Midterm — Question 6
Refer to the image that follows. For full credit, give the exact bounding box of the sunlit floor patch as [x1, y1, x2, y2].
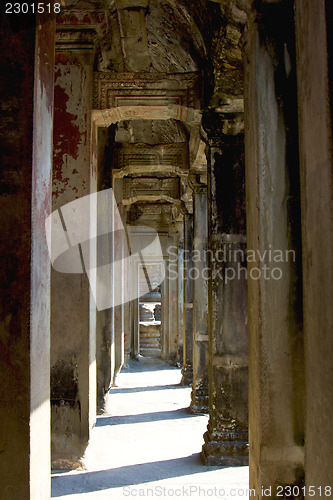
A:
[52, 358, 249, 500]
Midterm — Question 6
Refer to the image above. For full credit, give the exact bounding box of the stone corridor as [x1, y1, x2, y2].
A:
[1, 0, 333, 498]
[52, 358, 249, 499]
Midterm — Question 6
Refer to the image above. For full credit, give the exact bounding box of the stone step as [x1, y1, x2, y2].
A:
[140, 338, 160, 346]
[140, 325, 161, 334]
[139, 343, 160, 349]
[140, 331, 160, 338]
[139, 348, 161, 357]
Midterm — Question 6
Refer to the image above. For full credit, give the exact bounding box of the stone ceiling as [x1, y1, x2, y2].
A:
[57, 0, 247, 234]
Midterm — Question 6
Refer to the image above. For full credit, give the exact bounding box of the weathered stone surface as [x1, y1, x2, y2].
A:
[95, 127, 114, 412]
[146, 0, 199, 73]
[244, 2, 304, 493]
[166, 234, 179, 361]
[0, 12, 55, 499]
[51, 46, 97, 465]
[113, 142, 190, 177]
[190, 186, 209, 414]
[117, 7, 152, 72]
[181, 214, 194, 386]
[202, 137, 248, 465]
[115, 119, 188, 145]
[295, 0, 333, 493]
[177, 225, 185, 363]
[207, 0, 246, 109]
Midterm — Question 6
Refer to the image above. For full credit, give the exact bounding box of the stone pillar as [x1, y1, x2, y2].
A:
[96, 128, 113, 412]
[0, 12, 55, 499]
[295, 0, 333, 494]
[244, 2, 304, 494]
[202, 137, 248, 465]
[123, 206, 131, 364]
[51, 37, 97, 465]
[131, 297, 140, 359]
[167, 234, 179, 362]
[181, 214, 194, 385]
[191, 185, 209, 413]
[113, 178, 125, 383]
[96, 308, 113, 412]
[160, 259, 169, 359]
[123, 263, 131, 364]
[113, 302, 124, 383]
[177, 223, 184, 363]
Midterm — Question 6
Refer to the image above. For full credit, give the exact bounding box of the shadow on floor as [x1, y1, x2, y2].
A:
[110, 384, 188, 395]
[51, 454, 229, 497]
[96, 407, 199, 426]
[121, 358, 181, 373]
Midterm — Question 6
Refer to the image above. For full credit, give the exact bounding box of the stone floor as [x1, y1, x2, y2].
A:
[52, 357, 249, 499]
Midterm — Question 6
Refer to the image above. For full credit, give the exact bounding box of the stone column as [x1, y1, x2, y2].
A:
[96, 128, 114, 412]
[96, 307, 113, 412]
[160, 259, 169, 359]
[177, 223, 184, 363]
[123, 261, 131, 364]
[123, 206, 131, 364]
[0, 13, 55, 499]
[113, 301, 124, 383]
[191, 185, 209, 413]
[113, 177, 125, 383]
[202, 137, 248, 466]
[181, 214, 194, 385]
[295, 0, 333, 494]
[131, 297, 140, 360]
[51, 36, 97, 466]
[167, 233, 179, 362]
[244, 2, 304, 494]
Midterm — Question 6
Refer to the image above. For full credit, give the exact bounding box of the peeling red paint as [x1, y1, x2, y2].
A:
[53, 84, 81, 170]
[55, 52, 80, 68]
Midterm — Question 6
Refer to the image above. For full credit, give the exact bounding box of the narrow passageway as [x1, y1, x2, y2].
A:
[52, 358, 249, 499]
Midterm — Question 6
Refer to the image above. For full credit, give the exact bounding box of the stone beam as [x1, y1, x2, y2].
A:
[92, 105, 202, 127]
[93, 72, 201, 110]
[113, 142, 190, 172]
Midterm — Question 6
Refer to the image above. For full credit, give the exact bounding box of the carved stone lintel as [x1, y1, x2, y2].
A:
[57, 8, 105, 29]
[55, 29, 96, 50]
[115, 0, 149, 9]
[93, 71, 201, 110]
[123, 178, 180, 201]
[113, 143, 190, 172]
